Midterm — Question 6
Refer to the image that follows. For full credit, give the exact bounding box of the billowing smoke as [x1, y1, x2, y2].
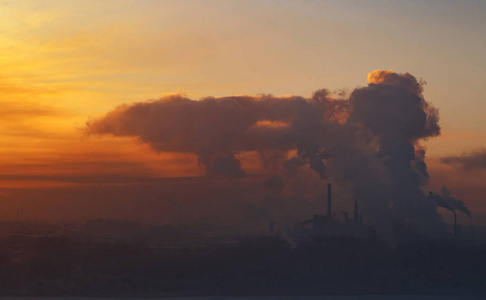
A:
[441, 149, 486, 170]
[429, 186, 472, 219]
[87, 70, 456, 237]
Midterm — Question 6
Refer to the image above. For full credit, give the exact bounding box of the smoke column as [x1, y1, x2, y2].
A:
[87, 70, 454, 237]
[429, 186, 472, 220]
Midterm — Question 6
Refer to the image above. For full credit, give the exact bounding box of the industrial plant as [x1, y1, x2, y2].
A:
[296, 184, 375, 239]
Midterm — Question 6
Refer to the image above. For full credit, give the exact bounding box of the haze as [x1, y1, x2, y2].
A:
[0, 0, 485, 230]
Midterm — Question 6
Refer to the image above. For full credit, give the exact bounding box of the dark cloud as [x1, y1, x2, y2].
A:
[283, 157, 306, 178]
[86, 94, 310, 177]
[87, 70, 455, 237]
[264, 176, 284, 192]
[441, 149, 486, 170]
[201, 153, 245, 178]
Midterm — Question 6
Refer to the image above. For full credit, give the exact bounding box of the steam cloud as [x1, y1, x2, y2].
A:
[429, 187, 472, 219]
[441, 149, 486, 170]
[87, 70, 459, 236]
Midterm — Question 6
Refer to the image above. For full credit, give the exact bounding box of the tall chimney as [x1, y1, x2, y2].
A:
[269, 221, 274, 234]
[327, 183, 332, 218]
[354, 199, 359, 228]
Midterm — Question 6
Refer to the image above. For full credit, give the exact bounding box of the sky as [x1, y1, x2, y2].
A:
[0, 0, 485, 229]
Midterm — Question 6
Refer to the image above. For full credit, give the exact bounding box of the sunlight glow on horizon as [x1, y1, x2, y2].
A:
[0, 0, 485, 222]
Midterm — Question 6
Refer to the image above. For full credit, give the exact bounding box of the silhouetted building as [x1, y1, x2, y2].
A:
[296, 184, 374, 238]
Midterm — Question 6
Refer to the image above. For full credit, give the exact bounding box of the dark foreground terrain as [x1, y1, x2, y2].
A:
[0, 296, 481, 300]
[0, 235, 484, 297]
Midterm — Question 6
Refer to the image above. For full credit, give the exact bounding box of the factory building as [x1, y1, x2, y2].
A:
[296, 183, 374, 238]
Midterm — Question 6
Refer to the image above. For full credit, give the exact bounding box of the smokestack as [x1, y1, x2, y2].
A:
[327, 183, 332, 218]
[269, 221, 274, 234]
[354, 199, 359, 228]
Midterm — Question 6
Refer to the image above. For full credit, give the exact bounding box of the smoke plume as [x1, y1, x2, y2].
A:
[87, 70, 456, 237]
[429, 186, 472, 219]
[441, 149, 486, 170]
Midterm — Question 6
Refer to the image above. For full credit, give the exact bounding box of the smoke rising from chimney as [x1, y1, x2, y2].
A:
[429, 186, 472, 220]
[87, 70, 458, 236]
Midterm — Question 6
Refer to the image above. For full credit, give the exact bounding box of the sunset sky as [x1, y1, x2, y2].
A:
[0, 0, 485, 227]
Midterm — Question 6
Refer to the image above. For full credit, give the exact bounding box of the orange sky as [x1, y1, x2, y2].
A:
[0, 1, 485, 225]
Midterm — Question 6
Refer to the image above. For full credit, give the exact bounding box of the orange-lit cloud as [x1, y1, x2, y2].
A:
[367, 69, 424, 94]
[0, 1, 482, 235]
[85, 71, 455, 237]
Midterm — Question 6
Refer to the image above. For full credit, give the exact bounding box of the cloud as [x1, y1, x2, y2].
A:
[0, 102, 58, 119]
[0, 174, 186, 185]
[87, 70, 449, 237]
[441, 149, 486, 170]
